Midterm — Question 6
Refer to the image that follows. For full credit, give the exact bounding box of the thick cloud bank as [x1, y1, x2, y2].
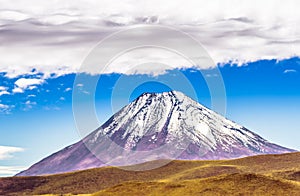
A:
[0, 0, 299, 77]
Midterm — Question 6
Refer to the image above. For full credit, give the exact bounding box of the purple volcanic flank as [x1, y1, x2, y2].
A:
[17, 91, 295, 176]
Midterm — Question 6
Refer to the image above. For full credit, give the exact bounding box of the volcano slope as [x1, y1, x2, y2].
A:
[17, 91, 294, 176]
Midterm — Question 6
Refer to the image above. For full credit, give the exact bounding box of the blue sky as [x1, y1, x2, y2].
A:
[0, 57, 299, 176]
[0, 0, 299, 177]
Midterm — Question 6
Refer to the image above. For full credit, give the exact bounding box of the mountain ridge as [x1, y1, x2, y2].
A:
[17, 91, 295, 176]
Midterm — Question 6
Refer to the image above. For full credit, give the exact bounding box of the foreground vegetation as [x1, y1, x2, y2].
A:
[1, 152, 300, 195]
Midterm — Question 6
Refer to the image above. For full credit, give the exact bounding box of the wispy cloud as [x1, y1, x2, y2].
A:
[0, 103, 10, 113]
[283, 69, 297, 74]
[0, 166, 26, 176]
[20, 100, 37, 111]
[0, 145, 24, 160]
[0, 145, 24, 176]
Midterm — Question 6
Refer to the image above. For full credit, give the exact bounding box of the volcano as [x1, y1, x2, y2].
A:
[17, 91, 295, 176]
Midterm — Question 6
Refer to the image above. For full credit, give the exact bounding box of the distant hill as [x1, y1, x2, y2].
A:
[1, 152, 300, 195]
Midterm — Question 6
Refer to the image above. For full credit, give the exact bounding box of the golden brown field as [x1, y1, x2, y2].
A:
[1, 152, 300, 196]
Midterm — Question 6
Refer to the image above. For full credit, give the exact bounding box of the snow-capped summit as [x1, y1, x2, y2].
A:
[17, 91, 295, 176]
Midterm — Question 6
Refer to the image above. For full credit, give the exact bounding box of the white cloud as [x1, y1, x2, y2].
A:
[205, 73, 218, 78]
[283, 69, 297, 74]
[23, 100, 37, 110]
[0, 86, 10, 96]
[12, 87, 24, 94]
[0, 166, 26, 176]
[0, 103, 9, 110]
[13, 78, 44, 93]
[0, 103, 14, 113]
[0, 91, 9, 96]
[28, 86, 37, 90]
[83, 47, 199, 75]
[38, 14, 79, 25]
[0, 146, 24, 160]
[0, 0, 298, 76]
[82, 90, 90, 95]
[15, 78, 43, 89]
[65, 87, 72, 92]
[0, 10, 29, 21]
[25, 100, 36, 105]
[0, 146, 24, 176]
